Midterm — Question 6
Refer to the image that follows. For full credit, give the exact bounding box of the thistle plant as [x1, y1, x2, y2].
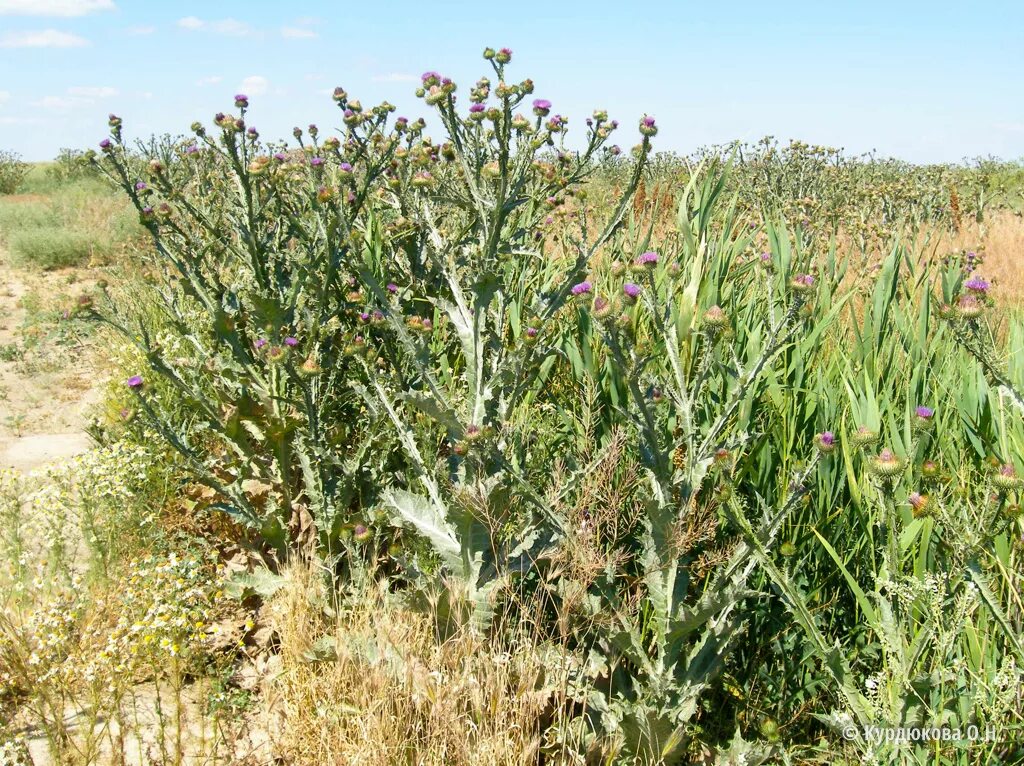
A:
[88, 82, 430, 553]
[348, 49, 650, 627]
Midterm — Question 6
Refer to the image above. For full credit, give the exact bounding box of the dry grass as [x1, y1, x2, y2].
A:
[942, 212, 1024, 305]
[262, 561, 578, 766]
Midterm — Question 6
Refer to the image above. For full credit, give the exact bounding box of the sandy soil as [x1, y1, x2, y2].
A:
[0, 259, 105, 473]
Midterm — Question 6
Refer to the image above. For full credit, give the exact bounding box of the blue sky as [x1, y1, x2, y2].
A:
[0, 0, 1022, 163]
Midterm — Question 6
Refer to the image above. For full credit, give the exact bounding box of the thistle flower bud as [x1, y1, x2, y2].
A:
[993, 463, 1023, 492]
[956, 294, 984, 319]
[908, 492, 931, 518]
[869, 449, 903, 477]
[353, 523, 372, 543]
[126, 375, 144, 390]
[593, 296, 613, 319]
[622, 283, 641, 304]
[759, 718, 780, 742]
[495, 47, 512, 64]
[411, 171, 434, 188]
[482, 47, 496, 60]
[299, 357, 322, 377]
[266, 345, 289, 364]
[790, 274, 815, 294]
[638, 115, 658, 137]
[234, 94, 249, 109]
[332, 87, 347, 103]
[649, 386, 663, 403]
[524, 326, 539, 343]
[464, 424, 483, 443]
[815, 431, 836, 454]
[779, 541, 797, 557]
[913, 406, 934, 431]
[702, 305, 729, 331]
[851, 426, 880, 448]
[921, 459, 940, 480]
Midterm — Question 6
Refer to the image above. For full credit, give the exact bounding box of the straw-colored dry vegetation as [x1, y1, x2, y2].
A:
[2, 51, 1024, 765]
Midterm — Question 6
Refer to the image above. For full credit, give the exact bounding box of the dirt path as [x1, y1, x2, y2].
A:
[0, 259, 104, 473]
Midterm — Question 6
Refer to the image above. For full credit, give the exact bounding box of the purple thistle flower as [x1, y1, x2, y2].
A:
[469, 103, 485, 113]
[635, 251, 659, 268]
[421, 71, 440, 83]
[254, 338, 268, 349]
[915, 406, 934, 419]
[964, 277, 989, 294]
[234, 94, 249, 108]
[386, 282, 399, 294]
[359, 312, 370, 323]
[623, 283, 642, 298]
[532, 99, 552, 116]
[284, 337, 298, 347]
[339, 162, 353, 172]
[126, 375, 144, 389]
[273, 152, 287, 162]
[185, 144, 199, 154]
[310, 157, 325, 166]
[791, 274, 815, 292]
[525, 327, 538, 338]
[99, 138, 112, 150]
[570, 281, 593, 296]
[135, 181, 147, 191]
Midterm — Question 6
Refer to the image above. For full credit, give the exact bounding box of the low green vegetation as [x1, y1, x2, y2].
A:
[0, 167, 140, 269]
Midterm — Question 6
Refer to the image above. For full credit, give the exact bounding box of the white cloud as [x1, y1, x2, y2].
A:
[0, 0, 114, 16]
[281, 26, 317, 39]
[67, 85, 118, 98]
[0, 116, 45, 125]
[239, 75, 269, 96]
[0, 29, 88, 47]
[125, 25, 154, 35]
[994, 122, 1024, 133]
[371, 73, 419, 83]
[177, 16, 254, 36]
[30, 95, 91, 109]
[196, 76, 223, 87]
[29, 85, 117, 110]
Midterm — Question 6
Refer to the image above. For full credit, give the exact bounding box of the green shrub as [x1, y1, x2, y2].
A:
[0, 150, 28, 195]
[0, 177, 140, 269]
[6, 227, 100, 269]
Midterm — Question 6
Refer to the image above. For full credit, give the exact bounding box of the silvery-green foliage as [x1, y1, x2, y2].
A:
[344, 54, 652, 627]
